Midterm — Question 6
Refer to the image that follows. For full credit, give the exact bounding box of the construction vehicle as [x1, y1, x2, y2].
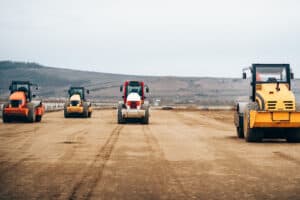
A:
[117, 81, 150, 124]
[234, 64, 300, 142]
[2, 81, 45, 123]
[64, 87, 92, 118]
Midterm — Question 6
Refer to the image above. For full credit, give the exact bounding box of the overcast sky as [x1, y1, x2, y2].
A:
[0, 0, 300, 77]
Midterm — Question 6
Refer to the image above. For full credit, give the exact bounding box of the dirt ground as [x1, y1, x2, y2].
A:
[0, 109, 300, 200]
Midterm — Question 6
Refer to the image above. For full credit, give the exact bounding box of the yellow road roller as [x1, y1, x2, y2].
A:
[64, 87, 92, 118]
[234, 64, 300, 142]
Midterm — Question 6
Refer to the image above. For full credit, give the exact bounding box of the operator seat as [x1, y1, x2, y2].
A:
[267, 77, 277, 82]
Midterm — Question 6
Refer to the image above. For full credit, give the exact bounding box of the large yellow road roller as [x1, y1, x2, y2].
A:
[234, 64, 300, 142]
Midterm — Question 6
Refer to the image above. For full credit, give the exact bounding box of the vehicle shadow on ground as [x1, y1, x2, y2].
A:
[109, 119, 158, 125]
[1, 120, 33, 124]
[223, 136, 289, 144]
[64, 116, 88, 119]
[262, 139, 291, 143]
[121, 119, 149, 125]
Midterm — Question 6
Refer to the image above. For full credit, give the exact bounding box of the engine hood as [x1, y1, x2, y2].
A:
[256, 83, 296, 111]
[9, 91, 26, 101]
[127, 93, 141, 102]
[70, 94, 81, 101]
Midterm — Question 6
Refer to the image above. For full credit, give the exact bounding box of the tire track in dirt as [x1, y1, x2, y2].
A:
[0, 128, 36, 137]
[194, 132, 297, 199]
[273, 151, 300, 165]
[0, 156, 33, 179]
[0, 126, 41, 176]
[0, 124, 87, 182]
[34, 128, 89, 200]
[142, 125, 193, 200]
[169, 111, 291, 199]
[0, 127, 87, 181]
[68, 125, 123, 200]
[58, 129, 88, 160]
[0, 125, 42, 146]
[15, 126, 41, 150]
[173, 111, 208, 127]
[174, 111, 232, 131]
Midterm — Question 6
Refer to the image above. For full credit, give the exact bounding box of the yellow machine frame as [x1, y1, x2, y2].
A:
[250, 111, 300, 128]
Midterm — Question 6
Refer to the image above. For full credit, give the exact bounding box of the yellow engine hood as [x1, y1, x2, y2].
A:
[256, 83, 296, 111]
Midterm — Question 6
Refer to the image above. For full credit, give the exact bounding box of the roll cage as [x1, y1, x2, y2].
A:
[243, 64, 293, 102]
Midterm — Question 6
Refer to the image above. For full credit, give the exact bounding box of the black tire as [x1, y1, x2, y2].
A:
[245, 127, 263, 142]
[2, 115, 11, 123]
[64, 108, 69, 118]
[83, 103, 89, 118]
[244, 103, 263, 142]
[64, 101, 69, 118]
[141, 108, 149, 124]
[36, 115, 42, 122]
[236, 116, 244, 138]
[286, 129, 300, 143]
[88, 111, 92, 118]
[2, 103, 10, 123]
[117, 104, 125, 124]
[27, 103, 36, 123]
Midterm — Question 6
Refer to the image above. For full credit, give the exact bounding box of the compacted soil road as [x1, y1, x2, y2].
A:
[0, 109, 300, 200]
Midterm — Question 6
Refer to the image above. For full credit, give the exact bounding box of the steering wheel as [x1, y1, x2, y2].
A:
[267, 77, 277, 82]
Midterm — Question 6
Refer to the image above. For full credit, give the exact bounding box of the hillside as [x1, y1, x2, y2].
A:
[1, 61, 300, 105]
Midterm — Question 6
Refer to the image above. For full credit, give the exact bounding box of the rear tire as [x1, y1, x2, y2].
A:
[2, 103, 10, 123]
[2, 115, 10, 123]
[236, 116, 244, 138]
[244, 103, 263, 142]
[64, 108, 69, 118]
[83, 103, 89, 118]
[36, 115, 42, 122]
[64, 101, 69, 118]
[27, 104, 36, 123]
[117, 104, 125, 124]
[245, 127, 263, 142]
[141, 108, 149, 124]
